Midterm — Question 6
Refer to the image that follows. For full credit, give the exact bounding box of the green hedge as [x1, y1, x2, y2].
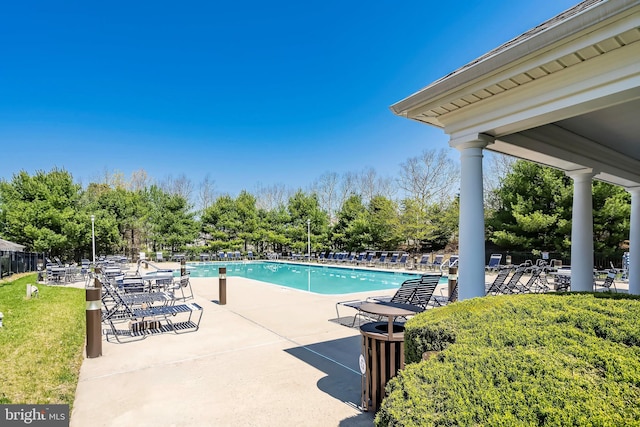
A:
[376, 293, 640, 426]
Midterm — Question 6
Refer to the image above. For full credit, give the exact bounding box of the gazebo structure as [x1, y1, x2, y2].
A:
[0, 238, 35, 279]
[390, 0, 640, 299]
[0, 238, 25, 252]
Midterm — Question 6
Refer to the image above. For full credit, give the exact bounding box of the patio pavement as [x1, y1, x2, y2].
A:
[70, 262, 436, 427]
[69, 261, 627, 426]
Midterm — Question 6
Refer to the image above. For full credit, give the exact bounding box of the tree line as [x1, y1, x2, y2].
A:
[0, 151, 631, 263]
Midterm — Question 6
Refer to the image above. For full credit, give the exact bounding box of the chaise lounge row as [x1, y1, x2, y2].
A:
[317, 251, 411, 269]
[94, 266, 201, 343]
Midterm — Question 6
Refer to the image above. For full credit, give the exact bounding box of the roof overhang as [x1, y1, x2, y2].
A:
[0, 238, 26, 252]
[390, 0, 640, 187]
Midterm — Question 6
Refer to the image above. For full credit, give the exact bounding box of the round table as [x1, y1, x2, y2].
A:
[358, 302, 423, 340]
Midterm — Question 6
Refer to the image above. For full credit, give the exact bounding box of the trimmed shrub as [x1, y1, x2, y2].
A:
[376, 293, 640, 426]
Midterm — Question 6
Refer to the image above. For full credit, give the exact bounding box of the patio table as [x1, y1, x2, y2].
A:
[142, 271, 175, 291]
[358, 302, 423, 340]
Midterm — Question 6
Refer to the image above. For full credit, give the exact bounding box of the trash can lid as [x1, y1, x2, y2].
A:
[360, 321, 405, 337]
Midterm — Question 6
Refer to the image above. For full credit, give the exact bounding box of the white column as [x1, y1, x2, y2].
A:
[566, 169, 595, 292]
[452, 134, 494, 300]
[627, 187, 640, 295]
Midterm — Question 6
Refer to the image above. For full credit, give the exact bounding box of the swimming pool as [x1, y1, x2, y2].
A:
[186, 261, 429, 295]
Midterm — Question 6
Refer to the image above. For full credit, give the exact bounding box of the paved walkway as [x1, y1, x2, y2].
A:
[69, 263, 423, 427]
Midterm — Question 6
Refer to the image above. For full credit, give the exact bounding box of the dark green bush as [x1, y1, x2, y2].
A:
[376, 293, 640, 426]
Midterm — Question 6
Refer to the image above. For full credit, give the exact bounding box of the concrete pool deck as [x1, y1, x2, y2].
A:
[68, 262, 629, 426]
[70, 262, 436, 427]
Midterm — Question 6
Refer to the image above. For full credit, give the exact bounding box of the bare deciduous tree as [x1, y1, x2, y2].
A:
[95, 168, 126, 189]
[129, 168, 152, 192]
[309, 169, 394, 220]
[310, 172, 340, 220]
[337, 171, 358, 212]
[197, 174, 217, 212]
[397, 148, 459, 207]
[357, 167, 396, 205]
[483, 151, 516, 209]
[255, 182, 292, 211]
[160, 173, 193, 201]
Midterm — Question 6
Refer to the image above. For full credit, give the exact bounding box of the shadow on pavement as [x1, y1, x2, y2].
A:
[284, 335, 376, 426]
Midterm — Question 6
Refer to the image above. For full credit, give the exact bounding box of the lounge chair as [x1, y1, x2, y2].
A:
[519, 266, 549, 293]
[594, 269, 617, 292]
[336, 274, 441, 326]
[364, 252, 375, 266]
[485, 254, 502, 272]
[336, 278, 419, 326]
[551, 268, 571, 291]
[386, 253, 399, 268]
[500, 265, 528, 294]
[156, 252, 164, 262]
[416, 254, 430, 270]
[171, 253, 186, 262]
[431, 280, 458, 307]
[99, 274, 202, 343]
[369, 273, 441, 320]
[46, 263, 70, 284]
[394, 253, 408, 269]
[351, 252, 365, 264]
[80, 259, 91, 278]
[121, 275, 148, 293]
[486, 268, 513, 295]
[375, 252, 388, 267]
[103, 265, 124, 281]
[441, 255, 459, 271]
[169, 274, 194, 301]
[247, 251, 254, 260]
[428, 254, 445, 271]
[403, 273, 442, 308]
[101, 278, 174, 323]
[104, 301, 203, 343]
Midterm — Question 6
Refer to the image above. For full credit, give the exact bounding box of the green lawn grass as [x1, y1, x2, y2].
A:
[0, 274, 85, 406]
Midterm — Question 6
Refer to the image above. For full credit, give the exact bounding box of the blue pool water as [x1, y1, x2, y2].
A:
[186, 261, 429, 295]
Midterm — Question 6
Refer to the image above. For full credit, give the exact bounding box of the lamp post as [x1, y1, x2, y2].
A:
[91, 215, 95, 264]
[307, 219, 311, 261]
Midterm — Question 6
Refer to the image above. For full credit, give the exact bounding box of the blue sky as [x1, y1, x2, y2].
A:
[1, 0, 580, 196]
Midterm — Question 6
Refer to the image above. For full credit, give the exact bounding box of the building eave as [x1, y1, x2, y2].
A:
[389, 0, 636, 118]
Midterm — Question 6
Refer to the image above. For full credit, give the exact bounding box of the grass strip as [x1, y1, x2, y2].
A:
[0, 274, 85, 407]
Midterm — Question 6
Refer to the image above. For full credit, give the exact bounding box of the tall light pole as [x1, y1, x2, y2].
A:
[91, 215, 96, 264]
[307, 219, 311, 261]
